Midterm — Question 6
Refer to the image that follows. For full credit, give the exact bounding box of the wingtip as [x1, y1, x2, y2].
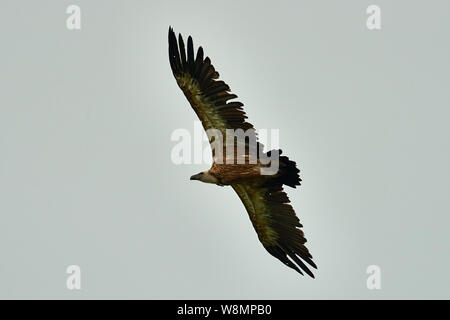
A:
[304, 255, 318, 270]
[305, 268, 315, 278]
[294, 266, 315, 279]
[298, 262, 315, 278]
[168, 27, 176, 43]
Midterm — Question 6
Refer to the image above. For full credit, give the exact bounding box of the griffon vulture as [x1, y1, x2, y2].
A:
[168, 27, 317, 278]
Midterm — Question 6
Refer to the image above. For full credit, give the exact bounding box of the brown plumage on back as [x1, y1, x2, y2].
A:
[168, 27, 317, 278]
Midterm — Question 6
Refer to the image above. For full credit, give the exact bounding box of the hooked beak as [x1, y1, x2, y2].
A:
[190, 173, 202, 181]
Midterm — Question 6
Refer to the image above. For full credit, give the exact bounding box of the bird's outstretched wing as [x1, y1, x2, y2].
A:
[232, 180, 317, 278]
[168, 27, 258, 160]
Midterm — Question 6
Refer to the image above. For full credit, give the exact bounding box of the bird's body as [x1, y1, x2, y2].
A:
[168, 27, 317, 278]
[209, 163, 261, 185]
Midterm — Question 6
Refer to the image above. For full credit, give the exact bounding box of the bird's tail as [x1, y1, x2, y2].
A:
[265, 149, 301, 188]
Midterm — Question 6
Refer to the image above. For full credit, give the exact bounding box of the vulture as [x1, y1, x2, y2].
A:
[168, 27, 317, 278]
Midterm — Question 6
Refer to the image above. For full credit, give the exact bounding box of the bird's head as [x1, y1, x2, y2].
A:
[190, 171, 219, 184]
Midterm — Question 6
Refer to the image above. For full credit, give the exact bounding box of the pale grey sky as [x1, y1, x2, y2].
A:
[0, 0, 449, 299]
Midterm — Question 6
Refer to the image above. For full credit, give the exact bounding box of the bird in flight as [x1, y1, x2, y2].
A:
[168, 27, 317, 278]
